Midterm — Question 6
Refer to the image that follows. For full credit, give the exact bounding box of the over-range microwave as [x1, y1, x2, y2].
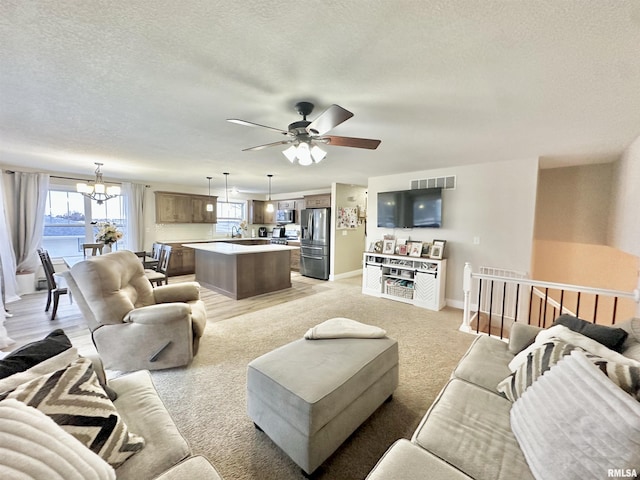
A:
[276, 209, 295, 224]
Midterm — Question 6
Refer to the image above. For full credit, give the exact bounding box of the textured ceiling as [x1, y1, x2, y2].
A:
[1, 1, 640, 195]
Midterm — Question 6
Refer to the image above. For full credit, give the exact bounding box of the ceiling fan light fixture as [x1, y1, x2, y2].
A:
[283, 145, 297, 163]
[310, 145, 326, 163]
[297, 142, 312, 166]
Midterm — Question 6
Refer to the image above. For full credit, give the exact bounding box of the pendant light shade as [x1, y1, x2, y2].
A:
[76, 162, 121, 204]
[266, 174, 274, 213]
[206, 176, 213, 211]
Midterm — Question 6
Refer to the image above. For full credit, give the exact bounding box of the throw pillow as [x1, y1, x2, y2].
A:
[0, 399, 116, 480]
[585, 353, 640, 401]
[553, 314, 628, 352]
[510, 351, 640, 480]
[0, 357, 144, 468]
[0, 329, 72, 379]
[0, 347, 78, 394]
[509, 325, 640, 372]
[498, 340, 578, 401]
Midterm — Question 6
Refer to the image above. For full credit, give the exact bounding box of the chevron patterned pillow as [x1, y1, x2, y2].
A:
[498, 340, 578, 401]
[0, 357, 144, 468]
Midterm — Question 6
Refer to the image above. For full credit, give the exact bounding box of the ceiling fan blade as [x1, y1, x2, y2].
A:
[242, 140, 294, 152]
[322, 135, 381, 150]
[227, 119, 289, 136]
[306, 104, 354, 135]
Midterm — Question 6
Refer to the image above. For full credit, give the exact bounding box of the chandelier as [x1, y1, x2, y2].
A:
[76, 163, 121, 204]
[282, 141, 327, 166]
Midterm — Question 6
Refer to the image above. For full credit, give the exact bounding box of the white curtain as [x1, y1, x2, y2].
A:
[7, 172, 49, 273]
[0, 171, 19, 348]
[122, 182, 146, 251]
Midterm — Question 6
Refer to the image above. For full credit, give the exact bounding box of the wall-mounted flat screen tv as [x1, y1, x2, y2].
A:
[377, 188, 442, 228]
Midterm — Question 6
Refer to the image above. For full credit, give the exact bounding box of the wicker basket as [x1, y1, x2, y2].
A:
[385, 282, 414, 299]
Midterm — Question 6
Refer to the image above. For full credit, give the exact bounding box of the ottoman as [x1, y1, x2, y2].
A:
[247, 336, 399, 475]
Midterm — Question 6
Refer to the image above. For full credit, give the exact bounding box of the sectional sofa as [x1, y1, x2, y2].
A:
[0, 330, 223, 479]
[366, 316, 640, 479]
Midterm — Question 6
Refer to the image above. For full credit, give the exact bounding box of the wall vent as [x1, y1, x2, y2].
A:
[410, 175, 456, 190]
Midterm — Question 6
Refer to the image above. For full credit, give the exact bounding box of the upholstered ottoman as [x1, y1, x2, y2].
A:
[247, 334, 399, 475]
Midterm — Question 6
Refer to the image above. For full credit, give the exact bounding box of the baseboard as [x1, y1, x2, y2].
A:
[330, 269, 363, 281]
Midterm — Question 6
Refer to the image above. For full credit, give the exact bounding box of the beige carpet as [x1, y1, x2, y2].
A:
[150, 278, 475, 480]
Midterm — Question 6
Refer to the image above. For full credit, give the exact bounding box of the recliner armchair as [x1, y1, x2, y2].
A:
[61, 250, 207, 371]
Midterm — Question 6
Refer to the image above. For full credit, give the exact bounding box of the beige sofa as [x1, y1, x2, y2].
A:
[366, 318, 640, 479]
[61, 250, 207, 371]
[0, 344, 222, 479]
[90, 355, 223, 480]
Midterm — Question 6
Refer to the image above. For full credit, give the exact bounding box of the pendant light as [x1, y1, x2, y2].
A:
[266, 174, 274, 213]
[223, 172, 229, 203]
[206, 176, 213, 212]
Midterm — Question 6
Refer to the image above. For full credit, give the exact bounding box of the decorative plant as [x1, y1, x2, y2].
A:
[95, 222, 123, 245]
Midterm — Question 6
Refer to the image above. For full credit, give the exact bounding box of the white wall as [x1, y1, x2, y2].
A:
[368, 158, 539, 306]
[609, 134, 640, 257]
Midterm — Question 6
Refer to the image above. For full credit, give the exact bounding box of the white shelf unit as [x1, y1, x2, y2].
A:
[362, 253, 446, 311]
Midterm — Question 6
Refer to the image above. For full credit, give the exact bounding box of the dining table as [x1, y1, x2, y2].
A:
[63, 251, 158, 269]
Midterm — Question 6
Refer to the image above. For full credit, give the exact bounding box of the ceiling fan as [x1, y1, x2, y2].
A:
[227, 102, 381, 166]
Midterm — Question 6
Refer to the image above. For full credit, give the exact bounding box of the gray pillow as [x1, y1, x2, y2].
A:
[553, 314, 628, 352]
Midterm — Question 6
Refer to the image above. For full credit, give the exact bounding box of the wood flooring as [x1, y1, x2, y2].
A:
[1, 272, 338, 355]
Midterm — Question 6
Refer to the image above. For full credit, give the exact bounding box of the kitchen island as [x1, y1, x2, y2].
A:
[183, 242, 299, 300]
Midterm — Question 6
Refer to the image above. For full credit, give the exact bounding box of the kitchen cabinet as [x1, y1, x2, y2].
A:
[155, 192, 217, 224]
[263, 205, 276, 224]
[289, 241, 300, 271]
[303, 194, 331, 208]
[277, 199, 297, 210]
[249, 199, 276, 224]
[248, 200, 265, 224]
[161, 242, 197, 276]
[191, 197, 217, 223]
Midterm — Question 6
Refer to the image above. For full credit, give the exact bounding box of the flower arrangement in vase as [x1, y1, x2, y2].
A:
[95, 222, 123, 251]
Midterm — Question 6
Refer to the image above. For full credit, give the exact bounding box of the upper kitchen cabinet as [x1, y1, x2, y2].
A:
[303, 194, 331, 208]
[248, 200, 265, 224]
[192, 196, 217, 223]
[155, 192, 217, 224]
[263, 204, 276, 225]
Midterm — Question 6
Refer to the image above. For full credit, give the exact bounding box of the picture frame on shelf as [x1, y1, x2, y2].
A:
[421, 242, 432, 257]
[430, 244, 444, 260]
[408, 241, 423, 257]
[398, 244, 408, 255]
[433, 239, 446, 257]
[382, 239, 396, 255]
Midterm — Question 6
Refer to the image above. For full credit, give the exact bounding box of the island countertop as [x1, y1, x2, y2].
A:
[182, 242, 299, 255]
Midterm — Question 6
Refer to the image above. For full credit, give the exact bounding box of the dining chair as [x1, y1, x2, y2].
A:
[37, 248, 71, 320]
[82, 243, 104, 258]
[145, 245, 172, 287]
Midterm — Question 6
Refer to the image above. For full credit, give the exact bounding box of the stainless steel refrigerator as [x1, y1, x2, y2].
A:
[300, 207, 330, 280]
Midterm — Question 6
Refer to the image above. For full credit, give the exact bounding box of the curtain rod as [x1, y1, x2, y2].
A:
[5, 170, 150, 188]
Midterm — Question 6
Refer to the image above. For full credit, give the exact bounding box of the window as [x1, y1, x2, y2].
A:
[42, 187, 126, 258]
[216, 201, 245, 235]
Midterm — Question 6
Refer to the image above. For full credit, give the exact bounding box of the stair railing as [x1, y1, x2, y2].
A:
[462, 262, 640, 339]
